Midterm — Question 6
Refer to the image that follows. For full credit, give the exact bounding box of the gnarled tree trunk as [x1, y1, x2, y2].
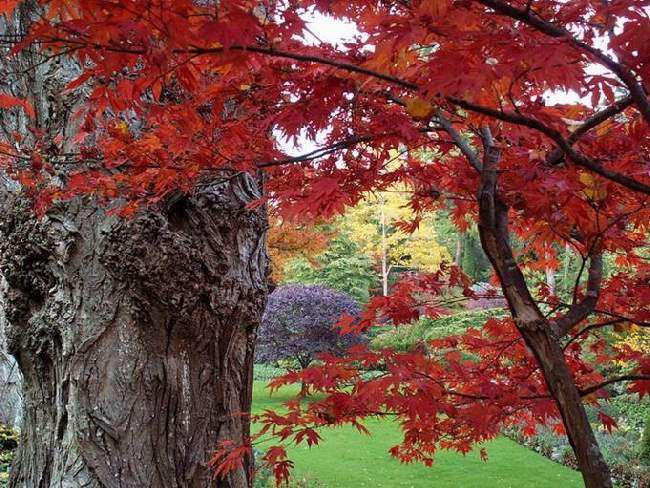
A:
[0, 180, 268, 487]
[1, 4, 268, 486]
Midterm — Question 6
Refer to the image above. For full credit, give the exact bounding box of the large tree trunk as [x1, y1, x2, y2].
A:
[476, 130, 612, 488]
[1, 5, 268, 486]
[0, 180, 268, 487]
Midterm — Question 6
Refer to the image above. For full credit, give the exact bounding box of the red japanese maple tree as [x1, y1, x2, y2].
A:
[1, 1, 649, 487]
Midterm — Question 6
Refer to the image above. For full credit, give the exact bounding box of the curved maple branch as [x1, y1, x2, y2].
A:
[593, 309, 650, 328]
[42, 34, 419, 92]
[448, 97, 650, 195]
[435, 110, 482, 171]
[475, 0, 650, 124]
[417, 372, 650, 402]
[563, 319, 625, 350]
[256, 135, 375, 168]
[546, 95, 634, 165]
[256, 127, 441, 168]
[579, 375, 650, 397]
[536, 302, 650, 329]
[565, 96, 634, 145]
[553, 254, 603, 337]
[563, 314, 650, 350]
[194, 45, 418, 91]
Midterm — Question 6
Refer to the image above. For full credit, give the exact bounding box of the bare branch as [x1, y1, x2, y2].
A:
[256, 135, 374, 168]
[563, 318, 625, 350]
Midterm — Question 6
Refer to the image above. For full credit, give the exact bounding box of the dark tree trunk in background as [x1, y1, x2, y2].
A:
[0, 180, 268, 487]
[454, 233, 463, 266]
[0, 5, 268, 487]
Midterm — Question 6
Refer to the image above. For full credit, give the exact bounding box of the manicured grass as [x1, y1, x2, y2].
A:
[252, 381, 584, 487]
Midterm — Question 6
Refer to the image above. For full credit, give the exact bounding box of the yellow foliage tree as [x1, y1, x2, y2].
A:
[615, 325, 650, 357]
[339, 188, 450, 295]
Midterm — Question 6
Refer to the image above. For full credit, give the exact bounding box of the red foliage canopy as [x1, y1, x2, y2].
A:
[1, 0, 649, 486]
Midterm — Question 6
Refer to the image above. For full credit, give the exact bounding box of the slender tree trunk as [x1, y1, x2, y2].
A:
[454, 233, 463, 266]
[476, 129, 612, 488]
[545, 267, 556, 295]
[0, 181, 268, 487]
[298, 382, 310, 399]
[296, 358, 312, 399]
[381, 258, 389, 297]
[380, 208, 389, 296]
[516, 319, 611, 487]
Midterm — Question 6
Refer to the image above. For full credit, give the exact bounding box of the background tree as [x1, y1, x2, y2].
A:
[256, 284, 362, 395]
[340, 189, 450, 295]
[267, 216, 330, 283]
[431, 211, 492, 283]
[283, 235, 376, 303]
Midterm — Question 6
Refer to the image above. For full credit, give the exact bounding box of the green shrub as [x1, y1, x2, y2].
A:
[0, 426, 17, 452]
[370, 308, 507, 352]
[607, 394, 650, 432]
[0, 424, 18, 488]
[640, 413, 650, 466]
[0, 452, 11, 487]
[504, 421, 650, 487]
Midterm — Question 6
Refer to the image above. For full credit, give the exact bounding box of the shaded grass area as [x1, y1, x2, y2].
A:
[252, 381, 584, 487]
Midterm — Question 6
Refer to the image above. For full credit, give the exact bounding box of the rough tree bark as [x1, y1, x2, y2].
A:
[476, 128, 612, 488]
[0, 5, 268, 487]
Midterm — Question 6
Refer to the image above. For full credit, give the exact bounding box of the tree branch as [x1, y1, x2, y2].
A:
[553, 254, 603, 337]
[448, 97, 650, 195]
[256, 127, 441, 168]
[546, 95, 634, 165]
[256, 135, 375, 168]
[563, 318, 625, 350]
[579, 375, 650, 397]
[196, 45, 419, 91]
[435, 110, 482, 171]
[593, 310, 650, 328]
[475, 0, 650, 124]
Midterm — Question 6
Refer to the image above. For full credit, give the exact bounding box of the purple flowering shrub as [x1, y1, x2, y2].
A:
[256, 284, 363, 369]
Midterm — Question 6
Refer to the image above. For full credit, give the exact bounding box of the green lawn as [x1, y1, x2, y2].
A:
[252, 381, 584, 487]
